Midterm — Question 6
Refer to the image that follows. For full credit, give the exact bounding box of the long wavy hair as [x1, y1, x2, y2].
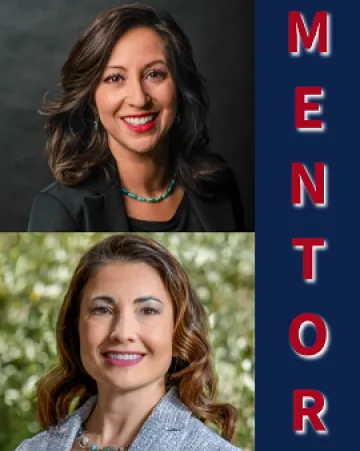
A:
[36, 234, 238, 442]
[42, 4, 228, 193]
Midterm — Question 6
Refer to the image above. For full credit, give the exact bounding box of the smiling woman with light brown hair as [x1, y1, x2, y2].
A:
[27, 4, 246, 232]
[15, 234, 241, 450]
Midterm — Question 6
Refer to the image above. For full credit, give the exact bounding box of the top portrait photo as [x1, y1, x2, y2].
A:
[0, 0, 254, 232]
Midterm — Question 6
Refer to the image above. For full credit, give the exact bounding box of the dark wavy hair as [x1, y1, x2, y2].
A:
[36, 234, 238, 442]
[42, 4, 228, 193]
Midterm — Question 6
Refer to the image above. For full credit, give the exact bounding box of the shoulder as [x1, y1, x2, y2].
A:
[15, 395, 97, 451]
[184, 416, 242, 450]
[153, 388, 242, 450]
[211, 154, 247, 231]
[40, 171, 101, 201]
[193, 152, 241, 197]
[27, 182, 80, 231]
[190, 153, 247, 231]
[27, 169, 113, 231]
[38, 165, 114, 203]
[36, 179, 90, 210]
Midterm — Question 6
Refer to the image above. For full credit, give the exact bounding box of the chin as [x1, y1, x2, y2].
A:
[131, 146, 157, 154]
[118, 131, 168, 154]
[107, 379, 154, 394]
[127, 142, 162, 155]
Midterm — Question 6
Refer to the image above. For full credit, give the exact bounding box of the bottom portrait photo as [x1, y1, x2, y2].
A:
[0, 233, 254, 451]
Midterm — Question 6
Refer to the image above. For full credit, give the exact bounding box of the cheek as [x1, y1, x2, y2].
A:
[95, 88, 121, 115]
[79, 320, 107, 355]
[164, 87, 177, 114]
[148, 321, 173, 356]
[151, 82, 176, 113]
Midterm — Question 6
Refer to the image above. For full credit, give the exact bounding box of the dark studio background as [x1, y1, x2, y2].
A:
[0, 0, 254, 231]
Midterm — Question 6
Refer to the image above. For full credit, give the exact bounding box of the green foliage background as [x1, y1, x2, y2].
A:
[0, 233, 254, 450]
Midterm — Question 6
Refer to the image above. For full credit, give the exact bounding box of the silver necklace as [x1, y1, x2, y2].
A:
[76, 424, 131, 451]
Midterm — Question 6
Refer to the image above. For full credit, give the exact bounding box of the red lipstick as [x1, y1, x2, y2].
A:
[121, 114, 159, 133]
[103, 354, 144, 367]
[122, 112, 157, 118]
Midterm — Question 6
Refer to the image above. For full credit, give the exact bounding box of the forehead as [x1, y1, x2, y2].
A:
[82, 261, 170, 301]
[106, 26, 167, 67]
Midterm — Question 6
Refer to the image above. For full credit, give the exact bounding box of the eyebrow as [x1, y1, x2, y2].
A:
[89, 295, 163, 305]
[106, 59, 167, 71]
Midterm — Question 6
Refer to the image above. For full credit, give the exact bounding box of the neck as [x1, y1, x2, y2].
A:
[84, 382, 166, 448]
[108, 139, 173, 198]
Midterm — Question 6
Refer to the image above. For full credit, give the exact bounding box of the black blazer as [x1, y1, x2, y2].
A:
[28, 168, 246, 232]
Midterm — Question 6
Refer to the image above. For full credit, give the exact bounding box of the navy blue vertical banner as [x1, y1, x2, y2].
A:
[256, 1, 360, 450]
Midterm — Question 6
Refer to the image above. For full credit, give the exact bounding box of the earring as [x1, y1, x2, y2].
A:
[93, 119, 98, 131]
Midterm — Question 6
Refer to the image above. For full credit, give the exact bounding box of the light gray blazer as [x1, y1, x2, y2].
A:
[15, 388, 242, 450]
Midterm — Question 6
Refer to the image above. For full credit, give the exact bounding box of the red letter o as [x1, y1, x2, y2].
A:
[289, 313, 329, 359]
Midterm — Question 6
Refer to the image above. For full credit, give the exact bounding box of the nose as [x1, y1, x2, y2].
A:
[126, 77, 151, 108]
[109, 312, 137, 343]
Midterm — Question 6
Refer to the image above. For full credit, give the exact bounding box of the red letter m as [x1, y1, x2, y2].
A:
[288, 11, 331, 56]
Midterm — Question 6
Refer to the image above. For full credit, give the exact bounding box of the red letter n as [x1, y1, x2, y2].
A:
[292, 163, 328, 207]
[288, 11, 331, 56]
[293, 389, 328, 434]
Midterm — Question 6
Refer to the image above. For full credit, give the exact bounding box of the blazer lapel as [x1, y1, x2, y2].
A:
[46, 390, 190, 451]
[130, 417, 184, 451]
[48, 396, 97, 451]
[187, 191, 237, 231]
[83, 189, 237, 232]
[81, 162, 240, 232]
[130, 388, 191, 451]
[83, 174, 130, 232]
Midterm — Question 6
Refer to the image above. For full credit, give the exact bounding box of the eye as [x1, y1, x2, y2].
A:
[104, 74, 124, 83]
[91, 306, 112, 315]
[141, 307, 160, 315]
[146, 70, 167, 80]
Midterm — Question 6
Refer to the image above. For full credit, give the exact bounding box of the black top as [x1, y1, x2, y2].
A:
[127, 193, 204, 232]
[27, 158, 247, 232]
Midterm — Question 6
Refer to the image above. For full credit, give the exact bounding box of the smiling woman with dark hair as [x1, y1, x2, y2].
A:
[27, 4, 246, 232]
[15, 234, 241, 450]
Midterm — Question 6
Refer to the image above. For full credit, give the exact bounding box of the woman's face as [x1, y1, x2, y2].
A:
[94, 26, 177, 156]
[78, 261, 174, 394]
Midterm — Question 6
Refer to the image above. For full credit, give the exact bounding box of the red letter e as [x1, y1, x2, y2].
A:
[295, 87, 325, 132]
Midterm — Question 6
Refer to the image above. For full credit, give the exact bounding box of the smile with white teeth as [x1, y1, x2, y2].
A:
[105, 353, 143, 360]
[123, 114, 157, 125]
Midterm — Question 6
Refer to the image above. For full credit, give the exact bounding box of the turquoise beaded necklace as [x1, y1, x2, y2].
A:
[76, 424, 130, 451]
[120, 177, 176, 203]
